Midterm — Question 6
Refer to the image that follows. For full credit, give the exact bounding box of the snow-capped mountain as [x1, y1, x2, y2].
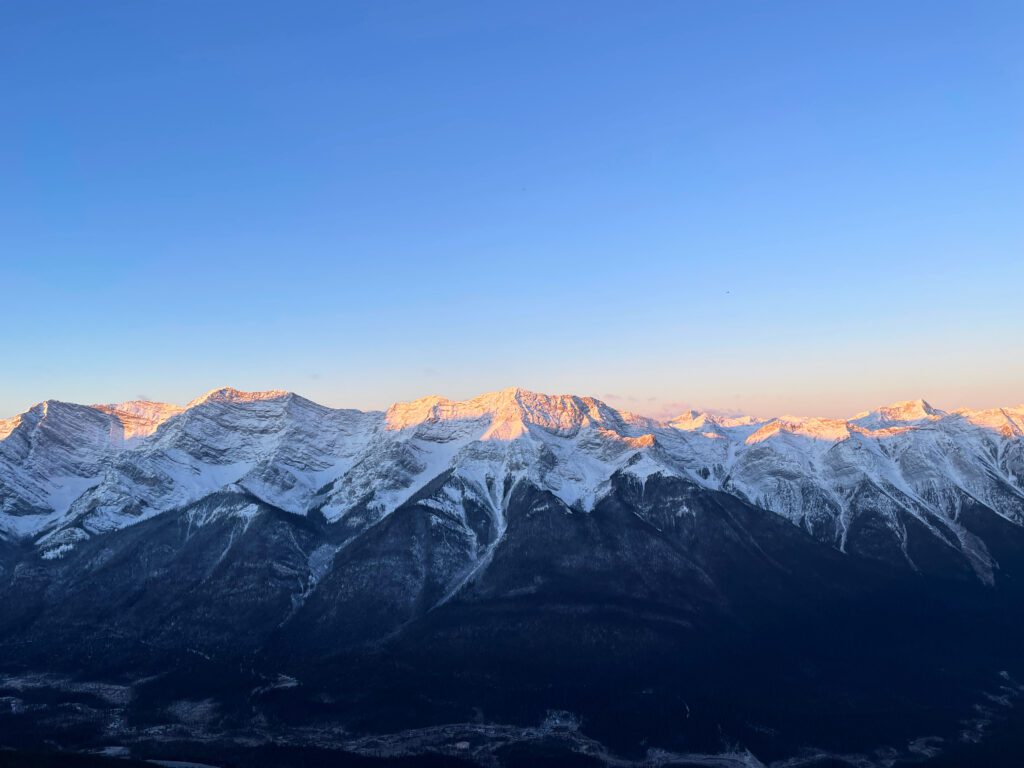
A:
[4, 386, 1024, 767]
[2, 386, 1023, 580]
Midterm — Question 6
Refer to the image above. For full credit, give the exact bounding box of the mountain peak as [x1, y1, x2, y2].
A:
[384, 387, 617, 439]
[853, 398, 943, 427]
[186, 387, 292, 408]
[93, 400, 185, 441]
[669, 410, 713, 431]
[888, 398, 937, 414]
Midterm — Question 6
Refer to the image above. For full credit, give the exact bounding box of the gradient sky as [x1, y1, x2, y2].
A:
[2, 1, 1022, 420]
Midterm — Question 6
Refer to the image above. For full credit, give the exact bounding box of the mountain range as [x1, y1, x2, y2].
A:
[2, 386, 1024, 767]
[4, 386, 1023, 580]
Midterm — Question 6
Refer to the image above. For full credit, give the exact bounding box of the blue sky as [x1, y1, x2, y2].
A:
[2, 1, 1022, 419]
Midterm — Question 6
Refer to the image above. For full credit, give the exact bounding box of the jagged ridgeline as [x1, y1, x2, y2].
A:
[2, 387, 1024, 766]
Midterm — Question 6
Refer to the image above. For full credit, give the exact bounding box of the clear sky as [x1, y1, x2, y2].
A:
[2, 1, 1022, 420]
